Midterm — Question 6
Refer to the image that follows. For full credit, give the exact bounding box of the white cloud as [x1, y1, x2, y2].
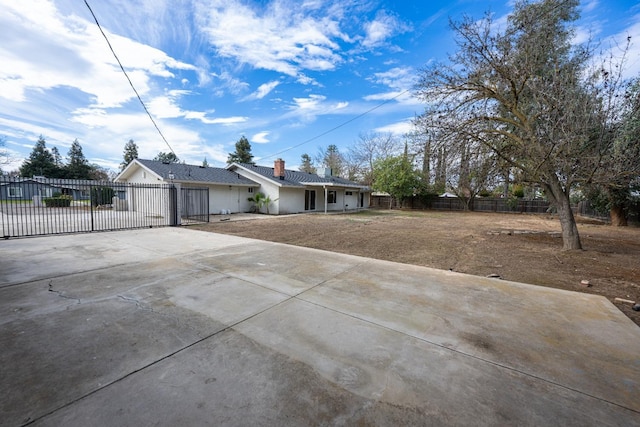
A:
[364, 66, 420, 105]
[145, 90, 248, 125]
[362, 11, 410, 49]
[374, 119, 414, 136]
[0, 1, 196, 108]
[281, 93, 349, 124]
[244, 80, 281, 101]
[194, 0, 349, 78]
[582, 0, 599, 13]
[251, 131, 270, 143]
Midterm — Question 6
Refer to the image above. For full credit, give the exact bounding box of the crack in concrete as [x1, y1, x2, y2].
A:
[116, 295, 153, 312]
[47, 281, 81, 304]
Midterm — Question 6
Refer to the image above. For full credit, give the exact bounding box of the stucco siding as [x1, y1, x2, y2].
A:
[128, 167, 163, 184]
[277, 187, 306, 214]
[209, 185, 253, 214]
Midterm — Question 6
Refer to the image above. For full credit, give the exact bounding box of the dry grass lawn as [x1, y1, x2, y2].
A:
[189, 210, 640, 326]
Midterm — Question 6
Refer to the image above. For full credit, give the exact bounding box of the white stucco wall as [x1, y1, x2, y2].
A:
[277, 187, 306, 214]
[209, 185, 254, 214]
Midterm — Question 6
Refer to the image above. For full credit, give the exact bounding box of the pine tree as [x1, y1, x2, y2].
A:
[65, 139, 91, 179]
[227, 136, 254, 164]
[299, 153, 316, 173]
[153, 151, 179, 163]
[51, 146, 62, 167]
[19, 135, 56, 178]
[120, 139, 138, 171]
[202, 157, 209, 167]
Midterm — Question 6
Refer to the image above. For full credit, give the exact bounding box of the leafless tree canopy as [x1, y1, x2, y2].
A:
[413, 0, 637, 250]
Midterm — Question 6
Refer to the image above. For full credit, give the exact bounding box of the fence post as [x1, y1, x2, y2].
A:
[90, 186, 95, 232]
[168, 183, 182, 226]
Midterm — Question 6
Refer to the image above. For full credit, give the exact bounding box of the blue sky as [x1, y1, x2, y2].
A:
[1, 0, 639, 173]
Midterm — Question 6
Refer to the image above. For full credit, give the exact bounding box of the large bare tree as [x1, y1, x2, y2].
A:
[346, 132, 402, 186]
[414, 0, 622, 250]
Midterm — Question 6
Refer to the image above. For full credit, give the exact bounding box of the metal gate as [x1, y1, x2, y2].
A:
[0, 177, 177, 239]
[181, 187, 209, 223]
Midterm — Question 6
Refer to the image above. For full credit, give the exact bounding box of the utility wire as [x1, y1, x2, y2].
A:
[260, 89, 411, 160]
[83, 0, 177, 158]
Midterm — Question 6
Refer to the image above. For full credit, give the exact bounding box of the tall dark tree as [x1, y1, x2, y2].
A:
[51, 146, 62, 167]
[120, 139, 138, 171]
[153, 151, 179, 163]
[227, 136, 254, 164]
[19, 135, 56, 178]
[316, 144, 344, 177]
[65, 139, 91, 179]
[299, 153, 315, 173]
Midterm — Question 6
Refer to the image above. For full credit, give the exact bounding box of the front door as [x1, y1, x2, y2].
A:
[305, 190, 316, 211]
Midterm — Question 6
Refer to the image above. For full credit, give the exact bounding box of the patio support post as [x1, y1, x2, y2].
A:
[323, 186, 328, 214]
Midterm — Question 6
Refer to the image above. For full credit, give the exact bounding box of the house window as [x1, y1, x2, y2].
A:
[248, 188, 254, 193]
[345, 191, 353, 196]
[8, 187, 22, 198]
[327, 190, 337, 204]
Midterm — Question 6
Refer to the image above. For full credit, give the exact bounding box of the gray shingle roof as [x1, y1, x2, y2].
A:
[137, 159, 256, 186]
[235, 163, 368, 189]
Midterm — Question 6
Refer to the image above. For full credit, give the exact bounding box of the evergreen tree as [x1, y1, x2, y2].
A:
[299, 153, 316, 173]
[65, 139, 91, 179]
[19, 135, 56, 177]
[317, 144, 344, 176]
[51, 146, 62, 167]
[227, 136, 254, 164]
[153, 151, 179, 163]
[202, 157, 209, 167]
[120, 139, 138, 171]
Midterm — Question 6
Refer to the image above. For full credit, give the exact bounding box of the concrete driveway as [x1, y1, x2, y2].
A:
[1, 228, 639, 426]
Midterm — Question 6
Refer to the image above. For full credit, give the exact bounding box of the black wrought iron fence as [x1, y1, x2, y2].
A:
[0, 177, 178, 239]
[181, 187, 209, 223]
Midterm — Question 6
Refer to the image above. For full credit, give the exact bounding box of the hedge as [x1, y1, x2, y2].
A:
[44, 195, 73, 207]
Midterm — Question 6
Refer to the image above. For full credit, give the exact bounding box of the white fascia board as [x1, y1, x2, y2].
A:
[299, 181, 368, 190]
[227, 163, 287, 188]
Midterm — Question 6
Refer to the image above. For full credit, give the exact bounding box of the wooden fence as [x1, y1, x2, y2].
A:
[369, 194, 640, 223]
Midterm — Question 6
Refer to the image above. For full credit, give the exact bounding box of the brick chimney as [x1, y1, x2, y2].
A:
[274, 158, 285, 180]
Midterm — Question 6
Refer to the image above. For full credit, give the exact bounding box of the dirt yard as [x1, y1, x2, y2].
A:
[189, 210, 640, 326]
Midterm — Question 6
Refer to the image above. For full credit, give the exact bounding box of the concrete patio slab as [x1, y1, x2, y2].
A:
[1, 227, 639, 426]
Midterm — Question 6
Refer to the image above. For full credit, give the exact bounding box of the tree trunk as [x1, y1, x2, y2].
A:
[610, 205, 628, 226]
[544, 180, 582, 250]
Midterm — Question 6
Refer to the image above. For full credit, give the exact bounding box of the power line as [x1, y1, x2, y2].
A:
[83, 0, 177, 158]
[260, 89, 411, 160]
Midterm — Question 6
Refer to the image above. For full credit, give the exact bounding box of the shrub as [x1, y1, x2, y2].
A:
[44, 195, 73, 207]
[91, 186, 115, 206]
[512, 184, 525, 198]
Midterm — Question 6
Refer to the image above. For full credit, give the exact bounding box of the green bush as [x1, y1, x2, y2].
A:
[91, 186, 115, 206]
[512, 184, 525, 198]
[44, 195, 73, 207]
